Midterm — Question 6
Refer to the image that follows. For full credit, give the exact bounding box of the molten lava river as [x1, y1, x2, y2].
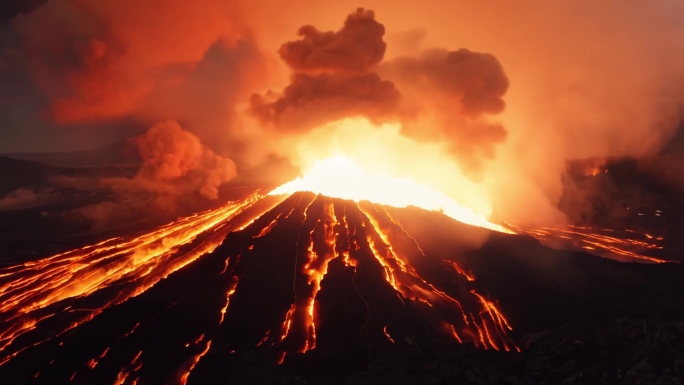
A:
[0, 157, 674, 384]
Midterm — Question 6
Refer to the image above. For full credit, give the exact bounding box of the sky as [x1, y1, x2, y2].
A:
[1, 0, 683, 224]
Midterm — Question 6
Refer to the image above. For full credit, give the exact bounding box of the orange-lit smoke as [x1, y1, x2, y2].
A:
[7, 0, 270, 150]
[250, 9, 401, 133]
[133, 120, 237, 200]
[72, 121, 238, 229]
[379, 48, 509, 173]
[242, 1, 684, 226]
[243, 8, 511, 224]
[3, 0, 263, 216]
[4, 1, 684, 226]
[13, 0, 243, 121]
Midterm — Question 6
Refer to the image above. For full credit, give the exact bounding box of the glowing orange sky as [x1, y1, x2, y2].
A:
[1, 0, 683, 225]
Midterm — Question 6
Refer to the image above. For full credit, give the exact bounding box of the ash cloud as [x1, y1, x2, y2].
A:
[110, 120, 237, 200]
[2, 1, 684, 228]
[278, 8, 386, 74]
[383, 49, 509, 117]
[380, 48, 510, 171]
[249, 8, 401, 133]
[250, 72, 400, 132]
[0, 0, 268, 153]
[250, 8, 509, 171]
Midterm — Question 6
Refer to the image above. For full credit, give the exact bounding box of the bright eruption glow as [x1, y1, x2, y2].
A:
[269, 156, 509, 233]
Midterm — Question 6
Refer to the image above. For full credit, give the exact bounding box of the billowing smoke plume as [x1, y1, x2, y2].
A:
[2, 1, 684, 227]
[133, 120, 237, 200]
[250, 72, 400, 132]
[380, 48, 509, 171]
[73, 120, 237, 228]
[278, 8, 386, 74]
[1, 0, 268, 152]
[250, 9, 401, 132]
[250, 8, 509, 172]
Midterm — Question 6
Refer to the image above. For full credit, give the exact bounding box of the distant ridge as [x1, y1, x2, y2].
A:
[2, 141, 141, 168]
[0, 156, 54, 195]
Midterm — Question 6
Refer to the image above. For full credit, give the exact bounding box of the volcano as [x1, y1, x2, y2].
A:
[1, 191, 683, 384]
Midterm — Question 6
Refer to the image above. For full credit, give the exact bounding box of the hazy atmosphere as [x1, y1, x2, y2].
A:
[1, 2, 684, 384]
[2, 0, 683, 226]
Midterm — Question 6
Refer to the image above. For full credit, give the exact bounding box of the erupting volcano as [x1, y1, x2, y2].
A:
[1, 159, 681, 384]
[0, 169, 524, 384]
[1, 1, 684, 384]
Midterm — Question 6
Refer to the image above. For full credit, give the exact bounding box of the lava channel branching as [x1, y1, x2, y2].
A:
[0, 193, 283, 369]
[0, 192, 518, 385]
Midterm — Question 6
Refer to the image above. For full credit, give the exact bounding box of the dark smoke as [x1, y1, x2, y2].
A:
[249, 72, 400, 132]
[278, 8, 386, 74]
[383, 49, 509, 117]
[249, 8, 400, 133]
[251, 8, 510, 173]
[380, 48, 510, 171]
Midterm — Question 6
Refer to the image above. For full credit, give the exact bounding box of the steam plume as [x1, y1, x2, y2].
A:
[127, 120, 237, 200]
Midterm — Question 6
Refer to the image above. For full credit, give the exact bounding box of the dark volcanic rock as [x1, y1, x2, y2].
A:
[0, 192, 682, 384]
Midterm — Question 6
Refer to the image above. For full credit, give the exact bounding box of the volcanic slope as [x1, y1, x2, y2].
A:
[0, 192, 518, 384]
[1, 192, 682, 384]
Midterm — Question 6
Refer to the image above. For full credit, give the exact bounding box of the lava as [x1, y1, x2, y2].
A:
[4, 176, 675, 384]
[0, 192, 283, 368]
[269, 156, 510, 233]
[4, 179, 670, 385]
[508, 224, 674, 264]
[112, 350, 143, 385]
[268, 194, 517, 355]
[0, 190, 523, 383]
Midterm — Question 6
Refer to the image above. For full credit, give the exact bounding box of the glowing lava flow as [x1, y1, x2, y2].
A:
[508, 224, 674, 264]
[1, 153, 678, 384]
[261, 154, 520, 356]
[0, 192, 280, 364]
[255, 194, 517, 364]
[0, 191, 521, 384]
[269, 156, 510, 233]
[356, 202, 517, 351]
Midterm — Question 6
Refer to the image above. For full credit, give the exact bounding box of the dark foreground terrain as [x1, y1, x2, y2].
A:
[0, 192, 682, 385]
